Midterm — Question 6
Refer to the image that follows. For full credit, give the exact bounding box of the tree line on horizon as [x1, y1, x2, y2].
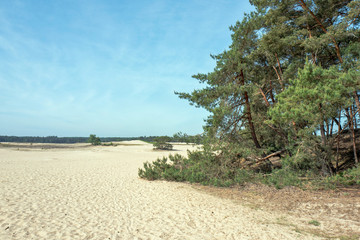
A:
[0, 133, 203, 145]
[0, 135, 149, 144]
[139, 0, 360, 188]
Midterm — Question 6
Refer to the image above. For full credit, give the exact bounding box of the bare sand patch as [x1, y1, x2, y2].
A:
[0, 141, 353, 239]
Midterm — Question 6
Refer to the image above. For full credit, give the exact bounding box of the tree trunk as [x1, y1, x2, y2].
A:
[269, 79, 276, 104]
[330, 119, 334, 136]
[354, 91, 360, 111]
[319, 104, 327, 146]
[333, 117, 342, 131]
[353, 91, 360, 131]
[350, 106, 358, 164]
[345, 108, 358, 164]
[336, 111, 341, 172]
[320, 121, 327, 146]
[326, 120, 330, 137]
[352, 91, 359, 129]
[240, 70, 261, 149]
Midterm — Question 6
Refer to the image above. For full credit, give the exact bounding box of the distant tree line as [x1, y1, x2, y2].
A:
[0, 135, 148, 143]
[0, 134, 203, 144]
[0, 136, 88, 143]
[172, 132, 204, 144]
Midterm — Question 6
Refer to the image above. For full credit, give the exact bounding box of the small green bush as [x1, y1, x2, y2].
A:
[322, 166, 360, 187]
[153, 142, 173, 150]
[153, 136, 173, 150]
[308, 220, 320, 226]
[88, 134, 101, 145]
[262, 168, 302, 189]
[102, 142, 114, 146]
[234, 169, 256, 185]
[138, 162, 160, 180]
[138, 157, 171, 180]
[161, 167, 185, 181]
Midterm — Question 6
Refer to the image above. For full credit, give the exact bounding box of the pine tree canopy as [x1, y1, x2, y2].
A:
[176, 0, 360, 168]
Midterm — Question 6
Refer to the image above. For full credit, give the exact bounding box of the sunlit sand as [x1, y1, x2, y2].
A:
[1, 141, 326, 239]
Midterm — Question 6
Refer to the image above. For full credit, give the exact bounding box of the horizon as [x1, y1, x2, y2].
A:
[0, 134, 198, 138]
[0, 0, 254, 137]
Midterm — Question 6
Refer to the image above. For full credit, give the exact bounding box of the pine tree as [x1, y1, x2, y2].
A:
[177, 0, 360, 171]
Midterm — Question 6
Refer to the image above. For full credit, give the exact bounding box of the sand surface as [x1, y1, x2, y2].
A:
[0, 141, 346, 239]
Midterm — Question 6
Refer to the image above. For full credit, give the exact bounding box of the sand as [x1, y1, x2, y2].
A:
[0, 141, 341, 239]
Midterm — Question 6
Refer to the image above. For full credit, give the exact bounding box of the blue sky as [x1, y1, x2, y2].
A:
[0, 0, 253, 137]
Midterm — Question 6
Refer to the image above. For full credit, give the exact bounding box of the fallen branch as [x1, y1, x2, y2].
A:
[258, 149, 287, 162]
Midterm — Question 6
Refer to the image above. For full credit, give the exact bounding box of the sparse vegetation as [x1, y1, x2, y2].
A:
[308, 220, 321, 226]
[172, 132, 204, 144]
[320, 167, 360, 188]
[102, 142, 114, 146]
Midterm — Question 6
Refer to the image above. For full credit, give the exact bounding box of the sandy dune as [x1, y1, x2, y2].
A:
[0, 141, 324, 239]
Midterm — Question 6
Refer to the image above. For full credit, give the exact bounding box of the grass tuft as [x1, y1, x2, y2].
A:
[308, 220, 320, 226]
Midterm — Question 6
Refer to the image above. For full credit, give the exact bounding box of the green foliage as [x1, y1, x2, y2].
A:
[322, 166, 360, 187]
[102, 142, 114, 146]
[269, 62, 354, 135]
[138, 147, 359, 189]
[172, 132, 204, 144]
[153, 142, 173, 150]
[281, 139, 324, 172]
[139, 149, 218, 185]
[234, 169, 257, 185]
[88, 134, 101, 145]
[138, 154, 186, 181]
[262, 168, 303, 189]
[139, 144, 262, 187]
[138, 162, 160, 181]
[308, 220, 321, 226]
[138, 157, 171, 180]
[153, 136, 173, 150]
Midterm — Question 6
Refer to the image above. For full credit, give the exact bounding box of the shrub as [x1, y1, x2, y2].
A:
[138, 147, 240, 186]
[262, 168, 302, 189]
[308, 220, 320, 226]
[138, 157, 171, 180]
[88, 134, 101, 145]
[102, 142, 114, 146]
[153, 136, 173, 150]
[234, 169, 256, 185]
[153, 142, 173, 150]
[322, 166, 360, 187]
